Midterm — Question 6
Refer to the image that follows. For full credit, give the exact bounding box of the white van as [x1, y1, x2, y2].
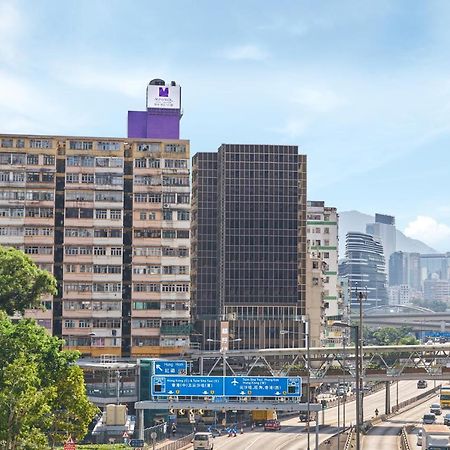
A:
[193, 432, 214, 450]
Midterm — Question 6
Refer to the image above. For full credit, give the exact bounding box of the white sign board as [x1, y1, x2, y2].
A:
[147, 85, 180, 109]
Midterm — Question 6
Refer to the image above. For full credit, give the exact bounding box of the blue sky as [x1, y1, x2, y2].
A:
[1, 0, 450, 250]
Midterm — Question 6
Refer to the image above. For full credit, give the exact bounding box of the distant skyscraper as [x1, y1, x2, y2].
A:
[420, 253, 450, 286]
[366, 213, 396, 264]
[191, 144, 307, 350]
[389, 251, 421, 291]
[339, 231, 387, 308]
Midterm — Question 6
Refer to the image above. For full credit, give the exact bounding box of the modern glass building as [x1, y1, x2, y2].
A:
[191, 144, 307, 350]
[339, 231, 387, 308]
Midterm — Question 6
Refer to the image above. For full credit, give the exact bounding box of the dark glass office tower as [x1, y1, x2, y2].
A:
[191, 144, 307, 350]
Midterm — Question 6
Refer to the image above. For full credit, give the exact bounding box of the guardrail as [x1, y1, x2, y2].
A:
[391, 384, 441, 413]
[157, 433, 194, 450]
[343, 426, 354, 450]
[399, 426, 411, 450]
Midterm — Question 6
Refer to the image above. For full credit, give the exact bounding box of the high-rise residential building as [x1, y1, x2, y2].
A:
[306, 201, 342, 346]
[305, 253, 325, 347]
[388, 285, 411, 305]
[191, 144, 307, 350]
[366, 213, 396, 264]
[0, 80, 191, 358]
[339, 231, 387, 308]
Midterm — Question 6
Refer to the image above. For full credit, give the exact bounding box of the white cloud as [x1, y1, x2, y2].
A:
[404, 216, 450, 250]
[223, 44, 268, 61]
[290, 87, 343, 113]
[273, 117, 308, 138]
[0, 0, 24, 63]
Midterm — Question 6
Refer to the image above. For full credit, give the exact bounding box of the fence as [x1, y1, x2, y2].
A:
[156, 433, 194, 450]
[144, 422, 167, 445]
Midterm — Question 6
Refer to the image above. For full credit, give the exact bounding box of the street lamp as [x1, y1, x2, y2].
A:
[206, 338, 242, 377]
[333, 321, 361, 450]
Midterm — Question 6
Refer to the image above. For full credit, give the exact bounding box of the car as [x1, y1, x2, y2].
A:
[423, 413, 436, 424]
[193, 432, 214, 450]
[264, 419, 281, 431]
[336, 388, 346, 396]
[417, 428, 423, 446]
[299, 412, 313, 422]
[444, 413, 450, 426]
[417, 380, 428, 389]
[430, 403, 442, 415]
[207, 427, 223, 437]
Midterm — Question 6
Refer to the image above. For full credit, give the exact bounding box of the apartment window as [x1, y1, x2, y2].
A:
[69, 140, 93, 150]
[110, 210, 122, 220]
[177, 210, 190, 221]
[30, 139, 52, 149]
[148, 158, 160, 168]
[134, 158, 146, 168]
[41, 172, 54, 182]
[26, 172, 40, 182]
[137, 143, 160, 152]
[162, 230, 175, 239]
[93, 247, 106, 256]
[111, 247, 122, 256]
[164, 143, 186, 153]
[12, 172, 25, 182]
[43, 155, 55, 165]
[177, 193, 190, 204]
[97, 141, 120, 151]
[94, 191, 122, 202]
[95, 209, 107, 219]
[16, 139, 25, 148]
[164, 159, 188, 169]
[162, 210, 173, 221]
[1, 139, 13, 148]
[64, 320, 75, 329]
[66, 173, 79, 183]
[81, 174, 94, 183]
[162, 176, 189, 186]
[133, 302, 159, 310]
[177, 230, 190, 239]
[26, 154, 39, 165]
[139, 212, 147, 221]
[65, 264, 77, 273]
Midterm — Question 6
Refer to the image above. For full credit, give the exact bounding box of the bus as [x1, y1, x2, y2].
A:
[440, 386, 450, 409]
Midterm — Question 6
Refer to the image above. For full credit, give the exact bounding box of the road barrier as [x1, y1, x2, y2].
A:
[156, 433, 194, 450]
[391, 384, 441, 413]
[399, 426, 412, 450]
[343, 426, 354, 450]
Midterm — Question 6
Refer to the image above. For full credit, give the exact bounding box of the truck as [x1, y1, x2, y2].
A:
[422, 424, 450, 450]
[440, 387, 450, 409]
[251, 410, 277, 426]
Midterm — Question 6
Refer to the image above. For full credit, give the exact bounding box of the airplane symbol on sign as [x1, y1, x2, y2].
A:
[231, 378, 239, 385]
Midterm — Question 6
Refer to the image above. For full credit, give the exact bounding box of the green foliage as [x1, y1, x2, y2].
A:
[0, 246, 57, 315]
[0, 314, 98, 449]
[56, 446, 129, 450]
[363, 326, 419, 346]
[413, 298, 447, 312]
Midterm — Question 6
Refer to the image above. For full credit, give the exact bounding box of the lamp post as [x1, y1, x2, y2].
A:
[334, 321, 361, 450]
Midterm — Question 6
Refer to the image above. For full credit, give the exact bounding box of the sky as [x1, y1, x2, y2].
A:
[1, 0, 450, 250]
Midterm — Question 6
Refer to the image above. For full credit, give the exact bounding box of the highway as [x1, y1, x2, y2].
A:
[201, 380, 421, 450]
[362, 390, 441, 449]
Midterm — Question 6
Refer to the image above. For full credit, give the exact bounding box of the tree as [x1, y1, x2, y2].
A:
[0, 246, 57, 315]
[0, 313, 98, 448]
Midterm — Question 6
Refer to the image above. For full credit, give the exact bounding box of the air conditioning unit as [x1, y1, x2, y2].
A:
[163, 204, 170, 208]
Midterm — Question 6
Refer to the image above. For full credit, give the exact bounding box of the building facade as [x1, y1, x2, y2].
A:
[306, 201, 341, 345]
[366, 213, 396, 265]
[191, 144, 307, 350]
[339, 231, 387, 308]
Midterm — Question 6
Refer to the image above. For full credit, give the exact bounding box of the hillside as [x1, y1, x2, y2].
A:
[338, 210, 436, 258]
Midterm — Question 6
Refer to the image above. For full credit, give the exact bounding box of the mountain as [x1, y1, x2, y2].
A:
[338, 210, 436, 258]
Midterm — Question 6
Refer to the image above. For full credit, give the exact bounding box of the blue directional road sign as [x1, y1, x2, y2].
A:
[224, 376, 302, 398]
[151, 375, 224, 397]
[152, 360, 188, 375]
[129, 439, 144, 448]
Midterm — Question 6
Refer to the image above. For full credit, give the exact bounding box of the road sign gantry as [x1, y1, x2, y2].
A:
[151, 375, 302, 398]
